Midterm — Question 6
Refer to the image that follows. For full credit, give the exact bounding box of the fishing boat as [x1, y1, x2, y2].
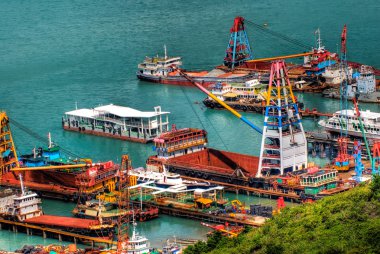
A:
[136, 45, 258, 88]
[63, 104, 170, 143]
[118, 214, 152, 254]
[318, 109, 380, 141]
[72, 199, 159, 223]
[161, 238, 182, 254]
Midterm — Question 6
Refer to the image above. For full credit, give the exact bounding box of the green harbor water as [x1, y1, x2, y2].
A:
[0, 0, 379, 251]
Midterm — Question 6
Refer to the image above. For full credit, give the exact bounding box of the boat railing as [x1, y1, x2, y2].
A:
[167, 139, 206, 153]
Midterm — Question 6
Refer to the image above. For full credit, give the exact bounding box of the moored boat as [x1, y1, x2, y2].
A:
[136, 46, 259, 88]
[318, 109, 380, 141]
[0, 175, 115, 241]
[63, 104, 170, 143]
[72, 199, 159, 224]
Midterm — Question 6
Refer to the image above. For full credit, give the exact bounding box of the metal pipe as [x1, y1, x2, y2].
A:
[176, 69, 263, 134]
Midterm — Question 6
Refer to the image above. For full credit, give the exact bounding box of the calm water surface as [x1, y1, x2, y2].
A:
[0, 0, 379, 250]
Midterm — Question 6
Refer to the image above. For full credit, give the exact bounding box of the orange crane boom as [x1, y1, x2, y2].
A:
[245, 52, 313, 63]
[11, 164, 88, 171]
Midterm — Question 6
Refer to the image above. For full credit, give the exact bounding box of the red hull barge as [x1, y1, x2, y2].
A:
[164, 148, 262, 187]
[1, 161, 122, 200]
[25, 215, 103, 229]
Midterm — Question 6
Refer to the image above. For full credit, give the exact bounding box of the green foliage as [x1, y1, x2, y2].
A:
[184, 183, 380, 254]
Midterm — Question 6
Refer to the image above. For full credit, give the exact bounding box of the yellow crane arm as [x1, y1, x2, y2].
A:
[245, 52, 313, 63]
[11, 164, 88, 171]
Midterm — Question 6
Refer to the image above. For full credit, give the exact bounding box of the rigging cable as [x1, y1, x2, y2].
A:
[244, 19, 312, 50]
[179, 86, 229, 150]
[9, 118, 83, 159]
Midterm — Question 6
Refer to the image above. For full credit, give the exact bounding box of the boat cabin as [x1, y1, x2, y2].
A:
[138, 55, 182, 77]
[63, 104, 170, 143]
[153, 127, 207, 159]
[300, 168, 338, 195]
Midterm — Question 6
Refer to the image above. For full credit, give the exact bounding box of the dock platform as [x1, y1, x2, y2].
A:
[130, 201, 266, 227]
[181, 176, 301, 201]
[0, 218, 116, 247]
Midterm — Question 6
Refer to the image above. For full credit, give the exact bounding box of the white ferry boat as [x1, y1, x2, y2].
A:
[63, 104, 170, 143]
[129, 167, 215, 190]
[318, 109, 380, 140]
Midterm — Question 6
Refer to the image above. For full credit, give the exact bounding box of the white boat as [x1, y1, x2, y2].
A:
[117, 212, 152, 254]
[162, 238, 182, 254]
[0, 175, 43, 221]
[129, 167, 215, 190]
[126, 224, 151, 254]
[318, 109, 380, 140]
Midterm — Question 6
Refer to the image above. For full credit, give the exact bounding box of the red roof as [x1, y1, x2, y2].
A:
[25, 215, 99, 229]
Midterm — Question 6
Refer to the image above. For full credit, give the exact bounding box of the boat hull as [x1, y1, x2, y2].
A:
[63, 125, 150, 143]
[137, 72, 258, 88]
[323, 127, 380, 141]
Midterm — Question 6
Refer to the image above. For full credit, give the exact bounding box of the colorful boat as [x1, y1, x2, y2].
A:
[202, 80, 268, 113]
[0, 113, 127, 201]
[72, 200, 159, 223]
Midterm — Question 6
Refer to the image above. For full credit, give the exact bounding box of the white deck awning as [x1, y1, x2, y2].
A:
[65, 104, 170, 119]
[95, 104, 170, 118]
[65, 109, 96, 118]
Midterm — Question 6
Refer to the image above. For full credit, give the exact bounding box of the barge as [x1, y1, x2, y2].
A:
[0, 116, 126, 200]
[136, 49, 258, 88]
[63, 104, 170, 143]
[0, 176, 115, 242]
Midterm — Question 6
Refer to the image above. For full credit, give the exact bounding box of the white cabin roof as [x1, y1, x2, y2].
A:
[65, 104, 170, 119]
[65, 109, 96, 119]
[335, 109, 380, 120]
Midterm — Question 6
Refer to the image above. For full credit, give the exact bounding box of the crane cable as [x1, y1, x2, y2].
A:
[244, 19, 312, 50]
[179, 86, 229, 150]
[9, 118, 83, 159]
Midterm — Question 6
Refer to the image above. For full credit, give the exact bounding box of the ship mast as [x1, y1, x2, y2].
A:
[117, 155, 132, 253]
[19, 174, 25, 196]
